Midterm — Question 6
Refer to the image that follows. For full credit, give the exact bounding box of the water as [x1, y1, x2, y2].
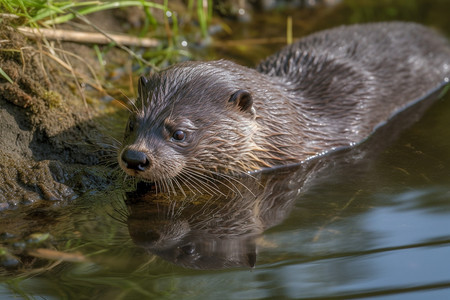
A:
[3, 91, 450, 299]
[2, 0, 450, 299]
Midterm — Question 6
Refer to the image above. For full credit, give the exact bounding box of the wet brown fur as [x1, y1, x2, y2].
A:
[119, 22, 450, 186]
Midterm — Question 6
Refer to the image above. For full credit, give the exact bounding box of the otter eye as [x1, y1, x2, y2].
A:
[172, 130, 186, 141]
[127, 116, 136, 132]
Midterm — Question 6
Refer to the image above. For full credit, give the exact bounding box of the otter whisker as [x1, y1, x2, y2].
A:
[108, 195, 130, 225]
[212, 169, 261, 195]
[169, 177, 179, 196]
[167, 176, 180, 196]
[173, 192, 196, 219]
[164, 177, 172, 195]
[182, 164, 233, 188]
[172, 176, 187, 197]
[186, 164, 255, 197]
[179, 167, 226, 196]
[100, 159, 120, 169]
[115, 89, 139, 114]
[121, 174, 130, 185]
[167, 195, 177, 218]
[106, 135, 123, 147]
[158, 178, 168, 195]
[155, 180, 164, 194]
[165, 178, 174, 195]
[176, 171, 204, 195]
[113, 97, 134, 113]
[96, 143, 121, 153]
[164, 178, 171, 195]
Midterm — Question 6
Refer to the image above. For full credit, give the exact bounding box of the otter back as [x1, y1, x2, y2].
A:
[257, 22, 450, 153]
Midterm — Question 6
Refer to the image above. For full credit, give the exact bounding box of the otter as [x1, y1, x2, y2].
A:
[118, 22, 450, 189]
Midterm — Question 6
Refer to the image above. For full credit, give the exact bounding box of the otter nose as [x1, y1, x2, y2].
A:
[121, 149, 150, 171]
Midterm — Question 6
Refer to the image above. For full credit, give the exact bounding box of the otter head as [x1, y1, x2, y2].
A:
[118, 61, 259, 186]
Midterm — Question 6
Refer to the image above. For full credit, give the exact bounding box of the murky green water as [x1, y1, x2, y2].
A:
[2, 0, 450, 299]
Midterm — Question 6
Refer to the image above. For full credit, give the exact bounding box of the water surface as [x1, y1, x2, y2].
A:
[1, 1, 450, 299]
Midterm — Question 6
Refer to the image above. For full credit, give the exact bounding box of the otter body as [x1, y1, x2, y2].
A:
[119, 22, 450, 185]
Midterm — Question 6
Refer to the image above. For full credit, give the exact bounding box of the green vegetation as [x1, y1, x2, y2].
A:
[0, 67, 14, 84]
[0, 0, 211, 29]
[0, 0, 165, 26]
[0, 0, 213, 71]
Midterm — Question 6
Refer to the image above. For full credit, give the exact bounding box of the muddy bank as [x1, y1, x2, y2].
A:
[0, 24, 121, 210]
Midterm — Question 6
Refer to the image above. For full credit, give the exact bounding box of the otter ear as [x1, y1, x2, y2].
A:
[229, 90, 255, 115]
[138, 76, 149, 96]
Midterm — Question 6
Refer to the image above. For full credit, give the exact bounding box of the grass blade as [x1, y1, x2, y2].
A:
[0, 67, 14, 84]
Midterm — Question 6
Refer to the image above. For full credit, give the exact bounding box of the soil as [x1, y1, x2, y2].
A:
[0, 21, 122, 210]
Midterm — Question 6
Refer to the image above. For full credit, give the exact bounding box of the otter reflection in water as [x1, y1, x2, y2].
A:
[125, 162, 308, 269]
[124, 81, 448, 270]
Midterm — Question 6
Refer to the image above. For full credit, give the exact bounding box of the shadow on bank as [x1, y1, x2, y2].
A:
[0, 95, 121, 210]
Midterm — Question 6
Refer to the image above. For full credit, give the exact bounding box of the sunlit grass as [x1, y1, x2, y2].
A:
[0, 0, 213, 68]
[0, 0, 165, 26]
